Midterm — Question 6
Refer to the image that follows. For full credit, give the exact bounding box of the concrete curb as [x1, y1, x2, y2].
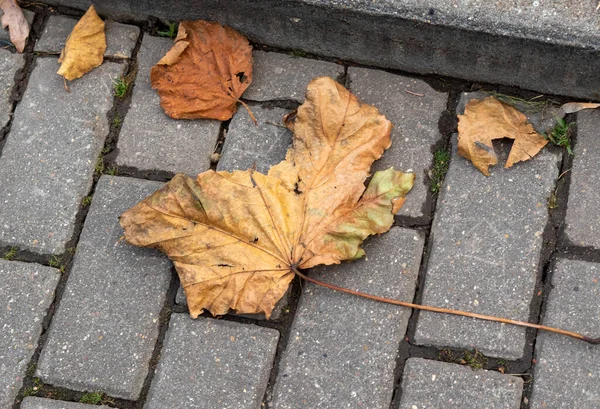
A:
[47, 0, 600, 100]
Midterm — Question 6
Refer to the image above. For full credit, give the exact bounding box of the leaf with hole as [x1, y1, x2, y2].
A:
[458, 97, 548, 176]
[150, 20, 253, 121]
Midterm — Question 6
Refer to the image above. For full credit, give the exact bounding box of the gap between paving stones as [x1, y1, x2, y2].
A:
[4, 4, 598, 409]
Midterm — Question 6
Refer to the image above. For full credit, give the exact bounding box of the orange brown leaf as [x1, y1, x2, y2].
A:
[457, 96, 548, 176]
[150, 20, 253, 121]
[57, 5, 106, 81]
[120, 77, 414, 319]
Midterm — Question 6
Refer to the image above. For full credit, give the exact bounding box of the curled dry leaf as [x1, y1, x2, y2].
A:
[150, 20, 253, 120]
[57, 5, 106, 81]
[120, 77, 414, 319]
[458, 97, 548, 176]
[0, 0, 30, 52]
[560, 102, 600, 114]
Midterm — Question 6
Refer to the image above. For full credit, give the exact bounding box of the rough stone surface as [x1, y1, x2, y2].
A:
[145, 314, 279, 409]
[530, 259, 600, 408]
[36, 176, 172, 400]
[564, 110, 600, 249]
[348, 67, 447, 219]
[0, 58, 123, 254]
[413, 133, 560, 359]
[218, 105, 292, 174]
[0, 9, 34, 44]
[243, 51, 344, 102]
[0, 49, 24, 128]
[0, 260, 60, 409]
[34, 15, 140, 58]
[271, 227, 424, 409]
[21, 397, 114, 409]
[43, 0, 600, 100]
[116, 35, 220, 175]
[399, 358, 524, 409]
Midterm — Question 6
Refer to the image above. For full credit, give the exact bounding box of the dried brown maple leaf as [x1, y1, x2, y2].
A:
[0, 0, 30, 53]
[57, 5, 106, 81]
[458, 96, 548, 176]
[120, 76, 415, 318]
[150, 20, 253, 121]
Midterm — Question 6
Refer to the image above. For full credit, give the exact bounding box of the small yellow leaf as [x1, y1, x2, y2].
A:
[57, 5, 106, 81]
[458, 97, 548, 176]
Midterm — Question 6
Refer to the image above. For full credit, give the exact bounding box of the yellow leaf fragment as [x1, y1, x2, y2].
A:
[120, 77, 414, 319]
[457, 97, 548, 176]
[0, 0, 30, 52]
[150, 20, 253, 120]
[57, 5, 106, 81]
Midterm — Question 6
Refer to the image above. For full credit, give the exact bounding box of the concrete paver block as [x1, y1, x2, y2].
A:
[36, 176, 172, 400]
[0, 49, 24, 128]
[116, 35, 220, 175]
[145, 314, 279, 409]
[243, 51, 344, 102]
[271, 227, 424, 409]
[0, 58, 124, 254]
[0, 260, 60, 408]
[413, 132, 560, 359]
[348, 67, 448, 218]
[564, 110, 600, 249]
[530, 258, 600, 408]
[218, 105, 292, 174]
[399, 358, 523, 409]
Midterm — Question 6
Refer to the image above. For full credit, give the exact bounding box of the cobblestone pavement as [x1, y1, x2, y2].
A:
[1, 5, 599, 409]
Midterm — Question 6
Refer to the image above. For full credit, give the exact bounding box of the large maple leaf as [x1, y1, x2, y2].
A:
[120, 77, 414, 319]
[150, 20, 253, 121]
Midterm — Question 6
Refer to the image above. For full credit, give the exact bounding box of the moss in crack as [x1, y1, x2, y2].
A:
[2, 246, 18, 260]
[545, 118, 574, 155]
[429, 149, 451, 193]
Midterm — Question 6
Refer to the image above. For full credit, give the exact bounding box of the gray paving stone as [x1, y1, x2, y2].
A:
[399, 358, 523, 409]
[0, 260, 60, 408]
[218, 105, 292, 174]
[145, 314, 279, 409]
[243, 50, 344, 102]
[271, 227, 424, 409]
[348, 67, 448, 219]
[0, 49, 24, 128]
[0, 58, 124, 255]
[0, 9, 34, 44]
[34, 15, 140, 58]
[564, 110, 600, 249]
[116, 35, 220, 175]
[21, 396, 114, 409]
[413, 133, 560, 359]
[530, 259, 600, 409]
[36, 176, 172, 400]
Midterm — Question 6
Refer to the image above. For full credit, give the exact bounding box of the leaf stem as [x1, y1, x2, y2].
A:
[292, 268, 600, 345]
